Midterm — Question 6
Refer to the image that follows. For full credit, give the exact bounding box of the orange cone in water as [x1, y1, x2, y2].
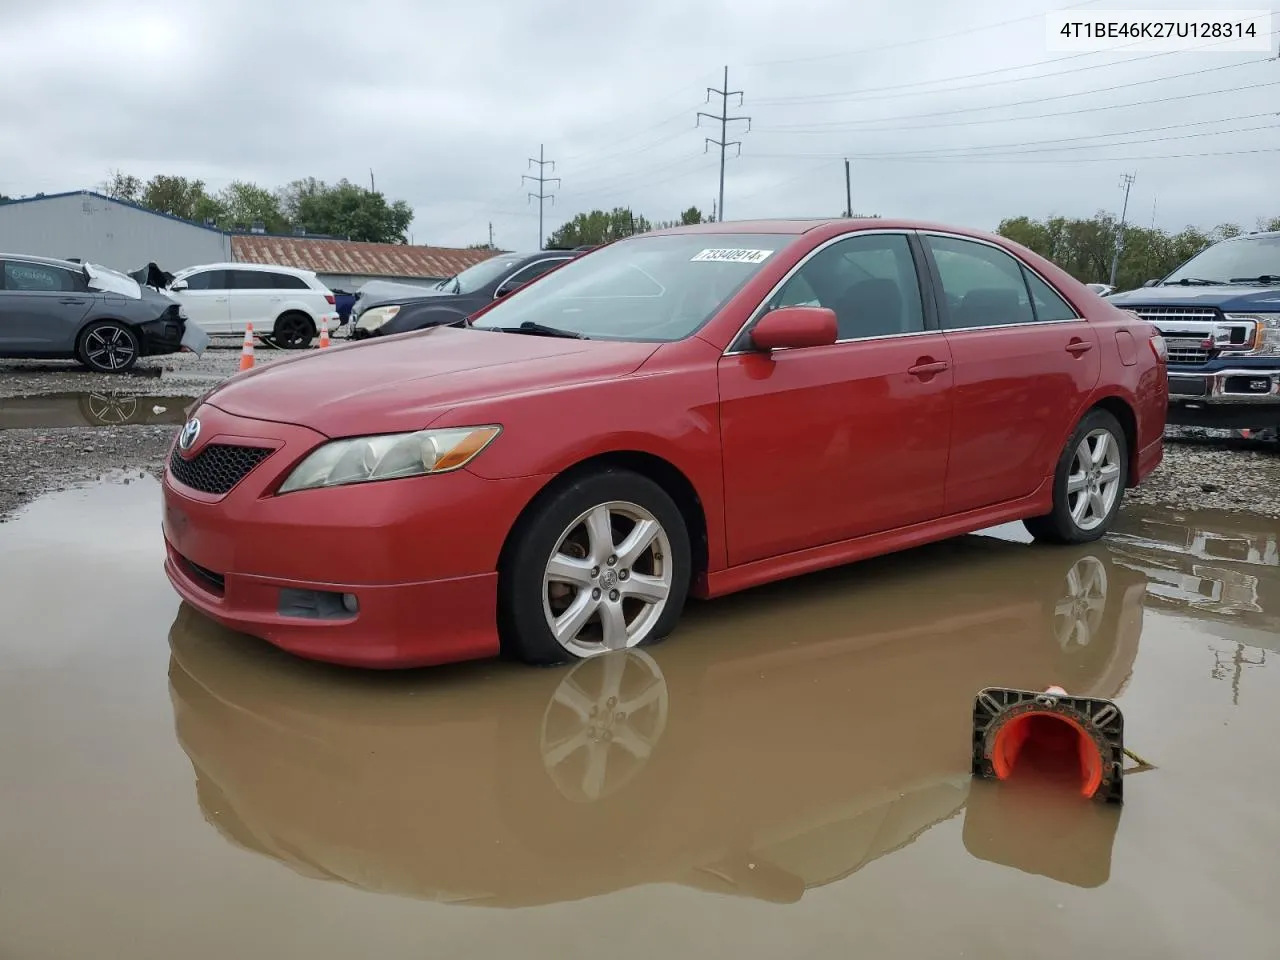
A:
[318, 316, 331, 349]
[971, 686, 1126, 803]
[239, 323, 256, 371]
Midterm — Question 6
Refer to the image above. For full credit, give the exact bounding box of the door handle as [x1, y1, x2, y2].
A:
[59, 298, 87, 305]
[1066, 340, 1094, 355]
[907, 359, 949, 377]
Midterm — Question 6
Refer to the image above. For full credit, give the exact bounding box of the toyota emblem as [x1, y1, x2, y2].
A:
[178, 417, 202, 452]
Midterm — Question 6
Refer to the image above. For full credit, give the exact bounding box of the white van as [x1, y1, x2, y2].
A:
[168, 262, 340, 349]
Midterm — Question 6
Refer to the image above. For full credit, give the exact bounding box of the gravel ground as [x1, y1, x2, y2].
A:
[2, 349, 1279, 521]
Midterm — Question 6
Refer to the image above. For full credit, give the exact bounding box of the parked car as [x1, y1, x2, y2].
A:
[0, 253, 190, 373]
[1108, 230, 1280, 432]
[1085, 282, 1115, 297]
[349, 248, 587, 339]
[161, 218, 1167, 669]
[166, 262, 340, 349]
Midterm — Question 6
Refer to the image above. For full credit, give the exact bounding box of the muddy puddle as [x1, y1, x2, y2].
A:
[0, 391, 196, 429]
[1, 480, 1277, 958]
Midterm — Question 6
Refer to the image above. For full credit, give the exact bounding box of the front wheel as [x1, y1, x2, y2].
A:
[76, 321, 140, 373]
[500, 469, 693, 666]
[1024, 408, 1129, 544]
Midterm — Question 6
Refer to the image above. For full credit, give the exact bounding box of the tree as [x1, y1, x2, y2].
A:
[547, 207, 651, 247]
[142, 175, 223, 223]
[1260, 216, 1280, 231]
[101, 169, 142, 203]
[280, 178, 412, 243]
[216, 180, 289, 233]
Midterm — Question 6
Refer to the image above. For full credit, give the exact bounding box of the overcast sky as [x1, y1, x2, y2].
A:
[2, 0, 1277, 249]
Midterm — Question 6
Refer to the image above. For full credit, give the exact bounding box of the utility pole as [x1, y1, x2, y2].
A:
[697, 66, 750, 224]
[1109, 172, 1136, 288]
[711, 198, 717, 223]
[522, 144, 560, 250]
[370, 169, 376, 192]
[488, 222, 494, 248]
[844, 159, 852, 217]
[1150, 196, 1158, 230]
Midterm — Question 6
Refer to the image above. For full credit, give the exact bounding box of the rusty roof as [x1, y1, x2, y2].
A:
[230, 234, 501, 280]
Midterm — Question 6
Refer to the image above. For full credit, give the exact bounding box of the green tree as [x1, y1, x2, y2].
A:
[101, 169, 142, 203]
[679, 205, 704, 225]
[547, 207, 651, 247]
[279, 177, 413, 243]
[1260, 216, 1280, 231]
[217, 180, 289, 233]
[142, 175, 223, 223]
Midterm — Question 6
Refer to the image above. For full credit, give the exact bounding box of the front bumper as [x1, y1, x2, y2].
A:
[160, 402, 552, 668]
[137, 316, 185, 356]
[1167, 367, 1280, 428]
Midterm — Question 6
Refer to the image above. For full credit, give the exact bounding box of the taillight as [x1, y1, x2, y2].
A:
[1149, 332, 1168, 363]
[325, 294, 336, 305]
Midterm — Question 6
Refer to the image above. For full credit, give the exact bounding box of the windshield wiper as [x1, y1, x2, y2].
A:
[1165, 277, 1222, 286]
[491, 321, 586, 339]
[1229, 275, 1280, 284]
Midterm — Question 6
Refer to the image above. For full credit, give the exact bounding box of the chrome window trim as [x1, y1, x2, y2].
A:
[494, 257, 574, 298]
[922, 229, 1084, 325]
[722, 229, 929, 357]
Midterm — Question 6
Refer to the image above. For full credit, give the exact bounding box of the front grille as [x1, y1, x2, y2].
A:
[1129, 306, 1221, 324]
[170, 443, 272, 495]
[1167, 345, 1212, 365]
[182, 556, 225, 595]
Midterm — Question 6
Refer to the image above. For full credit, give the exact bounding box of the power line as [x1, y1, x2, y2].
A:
[748, 145, 1280, 166]
[522, 144, 560, 250]
[697, 66, 751, 223]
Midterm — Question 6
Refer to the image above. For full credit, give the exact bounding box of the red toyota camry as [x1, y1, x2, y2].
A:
[162, 219, 1168, 669]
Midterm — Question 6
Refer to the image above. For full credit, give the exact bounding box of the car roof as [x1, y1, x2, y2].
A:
[644, 217, 1013, 244]
[0, 252, 86, 270]
[176, 262, 317, 275]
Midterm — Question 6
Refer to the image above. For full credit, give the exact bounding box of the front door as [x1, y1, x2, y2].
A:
[174, 269, 231, 334]
[921, 233, 1103, 515]
[0, 260, 94, 353]
[227, 269, 278, 334]
[718, 232, 954, 566]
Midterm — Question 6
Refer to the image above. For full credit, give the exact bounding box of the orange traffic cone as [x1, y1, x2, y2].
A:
[239, 323, 255, 371]
[318, 316, 331, 349]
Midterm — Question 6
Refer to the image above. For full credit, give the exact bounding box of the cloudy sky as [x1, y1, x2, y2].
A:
[2, 0, 1277, 249]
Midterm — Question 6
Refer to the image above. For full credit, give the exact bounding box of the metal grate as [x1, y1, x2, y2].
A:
[1167, 346, 1212, 365]
[1128, 306, 1220, 324]
[170, 443, 273, 495]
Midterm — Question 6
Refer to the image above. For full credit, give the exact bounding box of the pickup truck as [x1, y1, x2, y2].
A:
[1107, 230, 1280, 432]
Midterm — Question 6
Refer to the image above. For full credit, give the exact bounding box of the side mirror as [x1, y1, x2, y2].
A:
[1142, 279, 1159, 288]
[170, 279, 189, 292]
[750, 306, 838, 352]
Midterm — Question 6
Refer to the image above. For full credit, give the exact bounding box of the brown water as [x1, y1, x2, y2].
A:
[0, 391, 196, 430]
[1, 480, 1277, 958]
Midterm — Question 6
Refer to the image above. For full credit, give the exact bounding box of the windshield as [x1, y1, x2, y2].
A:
[450, 254, 525, 294]
[470, 234, 796, 341]
[1164, 235, 1280, 284]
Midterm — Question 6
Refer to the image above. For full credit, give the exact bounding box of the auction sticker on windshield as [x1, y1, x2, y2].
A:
[690, 248, 774, 264]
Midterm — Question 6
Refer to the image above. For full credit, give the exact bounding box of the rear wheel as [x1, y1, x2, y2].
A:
[272, 312, 315, 349]
[1024, 408, 1129, 544]
[76, 321, 139, 373]
[500, 469, 692, 666]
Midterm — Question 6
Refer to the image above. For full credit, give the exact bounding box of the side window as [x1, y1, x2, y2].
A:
[766, 233, 926, 340]
[926, 236, 1035, 330]
[3, 261, 79, 292]
[228, 270, 273, 290]
[268, 272, 310, 290]
[181, 270, 226, 291]
[498, 258, 568, 295]
[1022, 267, 1079, 322]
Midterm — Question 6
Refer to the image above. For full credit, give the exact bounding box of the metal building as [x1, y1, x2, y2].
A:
[0, 190, 231, 272]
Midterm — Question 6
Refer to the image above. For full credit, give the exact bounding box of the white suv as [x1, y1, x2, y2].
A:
[167, 263, 340, 349]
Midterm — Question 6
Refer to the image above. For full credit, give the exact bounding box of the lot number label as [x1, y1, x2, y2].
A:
[690, 248, 774, 264]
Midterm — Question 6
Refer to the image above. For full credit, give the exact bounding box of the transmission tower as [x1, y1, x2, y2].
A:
[1108, 172, 1137, 287]
[523, 144, 560, 250]
[697, 66, 750, 224]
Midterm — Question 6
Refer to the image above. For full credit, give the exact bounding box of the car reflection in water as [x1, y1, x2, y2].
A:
[166, 534, 1149, 907]
[0, 391, 195, 430]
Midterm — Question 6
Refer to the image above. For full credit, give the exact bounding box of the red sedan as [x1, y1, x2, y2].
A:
[161, 219, 1168, 669]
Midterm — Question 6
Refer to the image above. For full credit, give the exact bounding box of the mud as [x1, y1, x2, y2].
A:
[1, 478, 1277, 958]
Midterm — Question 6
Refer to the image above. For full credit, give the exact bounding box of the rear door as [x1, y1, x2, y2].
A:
[717, 231, 954, 564]
[227, 269, 281, 332]
[920, 233, 1101, 515]
[0, 260, 94, 354]
[175, 269, 231, 333]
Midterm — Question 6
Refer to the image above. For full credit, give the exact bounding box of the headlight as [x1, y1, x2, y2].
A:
[277, 425, 501, 493]
[1225, 313, 1280, 356]
[356, 304, 401, 332]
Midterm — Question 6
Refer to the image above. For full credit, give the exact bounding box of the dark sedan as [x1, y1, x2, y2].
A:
[349, 248, 587, 339]
[0, 254, 192, 373]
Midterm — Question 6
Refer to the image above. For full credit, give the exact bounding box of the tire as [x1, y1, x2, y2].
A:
[76, 320, 140, 373]
[499, 468, 693, 666]
[272, 312, 315, 350]
[1024, 408, 1129, 545]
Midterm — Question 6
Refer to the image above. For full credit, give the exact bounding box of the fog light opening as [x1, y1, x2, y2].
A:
[341, 593, 359, 614]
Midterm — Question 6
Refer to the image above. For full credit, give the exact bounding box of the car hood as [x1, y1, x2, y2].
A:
[205, 326, 662, 436]
[1108, 285, 1280, 312]
[355, 279, 449, 310]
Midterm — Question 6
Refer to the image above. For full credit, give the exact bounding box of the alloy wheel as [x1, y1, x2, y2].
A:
[84, 325, 137, 371]
[1067, 428, 1122, 531]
